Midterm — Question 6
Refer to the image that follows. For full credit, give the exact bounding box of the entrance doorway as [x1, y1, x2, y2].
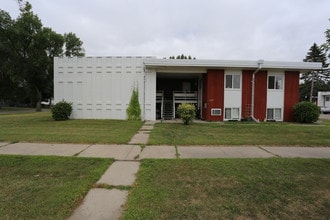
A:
[156, 74, 202, 120]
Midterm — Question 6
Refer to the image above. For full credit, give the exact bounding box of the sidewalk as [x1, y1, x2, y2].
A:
[1, 142, 330, 159]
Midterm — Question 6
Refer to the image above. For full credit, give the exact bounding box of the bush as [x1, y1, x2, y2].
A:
[293, 101, 319, 123]
[126, 88, 141, 120]
[51, 101, 72, 121]
[177, 103, 196, 125]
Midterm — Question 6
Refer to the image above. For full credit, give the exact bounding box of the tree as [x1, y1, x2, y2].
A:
[169, 54, 196, 59]
[64, 32, 85, 57]
[321, 28, 330, 60]
[0, 10, 15, 107]
[0, 1, 85, 111]
[126, 88, 141, 120]
[301, 43, 329, 101]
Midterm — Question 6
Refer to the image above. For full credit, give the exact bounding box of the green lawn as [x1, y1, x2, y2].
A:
[0, 112, 143, 144]
[149, 121, 330, 146]
[122, 158, 330, 219]
[0, 155, 112, 219]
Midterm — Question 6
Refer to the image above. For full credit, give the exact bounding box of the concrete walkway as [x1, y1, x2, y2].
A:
[128, 121, 155, 144]
[1, 143, 330, 159]
[69, 161, 140, 220]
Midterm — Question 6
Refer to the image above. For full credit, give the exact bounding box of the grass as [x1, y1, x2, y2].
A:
[122, 158, 330, 219]
[149, 121, 330, 146]
[0, 111, 143, 144]
[0, 106, 35, 113]
[0, 155, 112, 219]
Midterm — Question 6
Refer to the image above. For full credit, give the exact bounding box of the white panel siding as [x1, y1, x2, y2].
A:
[224, 70, 242, 120]
[54, 57, 153, 120]
[267, 70, 285, 121]
[144, 70, 156, 121]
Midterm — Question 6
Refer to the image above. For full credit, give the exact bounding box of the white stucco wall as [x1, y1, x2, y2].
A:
[267, 70, 284, 120]
[54, 56, 156, 120]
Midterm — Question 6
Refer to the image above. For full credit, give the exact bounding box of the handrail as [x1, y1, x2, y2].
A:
[173, 91, 197, 102]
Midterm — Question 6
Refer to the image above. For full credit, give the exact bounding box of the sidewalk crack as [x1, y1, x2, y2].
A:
[73, 144, 93, 157]
[175, 146, 180, 158]
[258, 146, 280, 157]
[0, 143, 12, 148]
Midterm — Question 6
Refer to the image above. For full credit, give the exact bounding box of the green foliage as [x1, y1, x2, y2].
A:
[0, 155, 112, 219]
[169, 54, 196, 59]
[293, 101, 320, 123]
[51, 100, 72, 121]
[148, 122, 330, 146]
[126, 88, 141, 120]
[123, 159, 330, 220]
[0, 2, 84, 110]
[300, 43, 330, 101]
[177, 103, 196, 125]
[64, 32, 85, 57]
[0, 111, 143, 144]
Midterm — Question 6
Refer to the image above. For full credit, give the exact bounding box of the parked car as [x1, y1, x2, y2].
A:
[320, 106, 330, 114]
[41, 98, 54, 107]
[317, 92, 330, 114]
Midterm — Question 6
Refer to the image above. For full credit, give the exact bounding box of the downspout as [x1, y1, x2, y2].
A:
[143, 73, 146, 121]
[251, 60, 264, 122]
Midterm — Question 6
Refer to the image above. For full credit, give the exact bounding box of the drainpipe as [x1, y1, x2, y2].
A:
[251, 60, 264, 122]
[143, 74, 146, 121]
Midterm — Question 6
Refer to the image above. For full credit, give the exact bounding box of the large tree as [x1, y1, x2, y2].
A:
[301, 43, 329, 101]
[321, 28, 330, 60]
[64, 32, 85, 57]
[0, 2, 85, 111]
[0, 10, 16, 107]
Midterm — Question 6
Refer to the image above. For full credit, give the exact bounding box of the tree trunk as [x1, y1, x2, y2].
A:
[35, 87, 42, 112]
[309, 72, 315, 102]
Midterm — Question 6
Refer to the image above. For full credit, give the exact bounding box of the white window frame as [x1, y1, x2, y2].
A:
[268, 75, 283, 90]
[211, 108, 221, 116]
[325, 96, 330, 102]
[224, 108, 240, 120]
[225, 74, 241, 89]
[267, 108, 282, 121]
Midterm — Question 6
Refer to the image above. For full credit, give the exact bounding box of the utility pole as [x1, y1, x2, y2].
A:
[309, 71, 315, 102]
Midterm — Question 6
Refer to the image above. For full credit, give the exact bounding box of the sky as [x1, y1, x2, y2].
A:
[2, 0, 330, 61]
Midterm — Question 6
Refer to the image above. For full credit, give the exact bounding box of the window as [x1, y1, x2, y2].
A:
[211, 108, 221, 116]
[225, 108, 240, 120]
[268, 75, 283, 90]
[326, 96, 330, 102]
[267, 108, 282, 120]
[226, 74, 240, 89]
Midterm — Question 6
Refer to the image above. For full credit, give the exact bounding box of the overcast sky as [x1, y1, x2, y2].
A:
[2, 0, 330, 61]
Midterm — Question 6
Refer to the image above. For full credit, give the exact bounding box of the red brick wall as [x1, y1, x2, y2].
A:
[242, 70, 253, 118]
[201, 69, 299, 122]
[284, 71, 300, 121]
[202, 69, 224, 121]
[254, 71, 267, 121]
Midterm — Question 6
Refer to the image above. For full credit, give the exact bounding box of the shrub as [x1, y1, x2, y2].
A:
[177, 103, 196, 125]
[51, 100, 72, 121]
[126, 88, 141, 120]
[293, 101, 319, 123]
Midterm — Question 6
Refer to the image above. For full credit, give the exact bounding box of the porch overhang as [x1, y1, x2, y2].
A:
[144, 59, 322, 72]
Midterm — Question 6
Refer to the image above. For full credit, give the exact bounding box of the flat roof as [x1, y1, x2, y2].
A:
[144, 59, 322, 71]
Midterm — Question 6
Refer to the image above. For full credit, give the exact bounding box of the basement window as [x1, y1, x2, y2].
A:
[267, 108, 282, 121]
[211, 108, 222, 116]
[225, 108, 240, 120]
